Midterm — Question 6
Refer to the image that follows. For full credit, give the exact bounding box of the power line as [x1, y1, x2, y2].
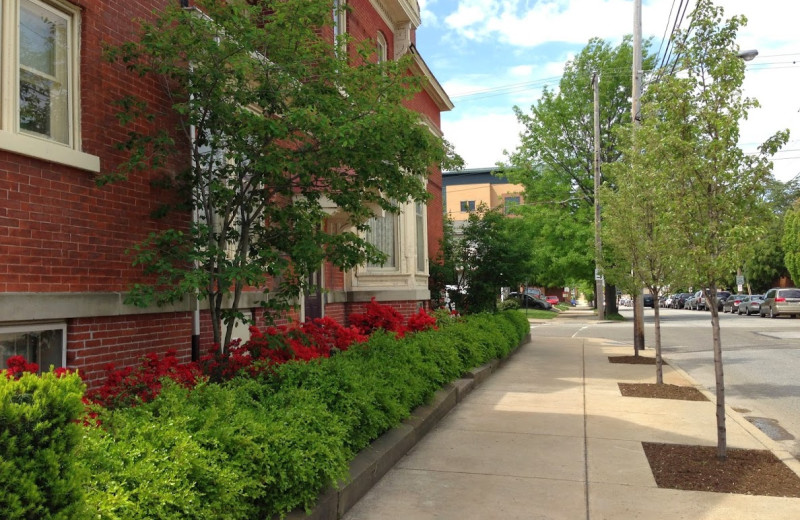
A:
[654, 0, 679, 68]
[448, 59, 798, 103]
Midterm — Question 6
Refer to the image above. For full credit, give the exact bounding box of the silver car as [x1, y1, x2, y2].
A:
[759, 288, 800, 318]
[737, 295, 763, 316]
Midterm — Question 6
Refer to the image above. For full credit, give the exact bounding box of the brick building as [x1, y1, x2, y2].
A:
[0, 0, 452, 388]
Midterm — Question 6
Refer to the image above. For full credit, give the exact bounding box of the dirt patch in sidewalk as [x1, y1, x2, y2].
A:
[608, 355, 656, 365]
[643, 443, 800, 497]
[618, 383, 708, 401]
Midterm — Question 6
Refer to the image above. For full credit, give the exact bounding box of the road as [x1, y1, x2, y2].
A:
[532, 307, 800, 458]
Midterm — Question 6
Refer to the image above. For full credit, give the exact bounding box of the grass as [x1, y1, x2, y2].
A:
[520, 308, 559, 319]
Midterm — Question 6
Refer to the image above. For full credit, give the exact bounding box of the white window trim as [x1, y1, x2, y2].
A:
[415, 201, 426, 273]
[376, 31, 387, 63]
[0, 321, 67, 372]
[0, 0, 100, 172]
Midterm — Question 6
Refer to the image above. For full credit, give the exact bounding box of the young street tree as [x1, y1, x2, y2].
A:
[601, 131, 683, 374]
[629, 0, 788, 459]
[102, 0, 450, 345]
[504, 37, 656, 312]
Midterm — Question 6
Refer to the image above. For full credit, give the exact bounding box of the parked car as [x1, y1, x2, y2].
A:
[722, 294, 747, 313]
[643, 293, 654, 308]
[663, 294, 675, 307]
[508, 292, 552, 310]
[737, 295, 764, 315]
[759, 288, 800, 318]
[707, 290, 731, 312]
[545, 295, 560, 305]
[673, 292, 692, 309]
[685, 290, 704, 310]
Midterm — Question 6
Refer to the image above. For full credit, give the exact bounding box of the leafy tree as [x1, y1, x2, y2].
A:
[738, 177, 800, 291]
[630, 0, 788, 459]
[602, 125, 684, 372]
[447, 206, 535, 313]
[784, 199, 800, 285]
[504, 37, 656, 312]
[102, 0, 450, 344]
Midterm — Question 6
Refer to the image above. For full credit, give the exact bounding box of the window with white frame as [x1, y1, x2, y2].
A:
[0, 322, 66, 374]
[376, 31, 387, 63]
[0, 0, 98, 171]
[415, 201, 425, 272]
[366, 210, 398, 269]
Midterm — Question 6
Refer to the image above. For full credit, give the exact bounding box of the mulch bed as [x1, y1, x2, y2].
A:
[608, 355, 657, 365]
[618, 382, 708, 401]
[643, 443, 800, 497]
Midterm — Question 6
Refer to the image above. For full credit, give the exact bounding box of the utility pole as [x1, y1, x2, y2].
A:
[593, 72, 604, 320]
[632, 0, 645, 351]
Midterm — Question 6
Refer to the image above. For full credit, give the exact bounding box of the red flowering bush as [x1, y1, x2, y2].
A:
[88, 349, 202, 409]
[348, 298, 407, 335]
[4, 355, 39, 379]
[348, 299, 438, 337]
[406, 308, 437, 334]
[200, 320, 367, 382]
[90, 303, 428, 409]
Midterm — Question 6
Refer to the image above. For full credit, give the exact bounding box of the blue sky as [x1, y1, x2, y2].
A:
[415, 0, 800, 182]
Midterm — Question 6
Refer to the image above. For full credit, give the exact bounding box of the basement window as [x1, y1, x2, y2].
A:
[0, 322, 66, 374]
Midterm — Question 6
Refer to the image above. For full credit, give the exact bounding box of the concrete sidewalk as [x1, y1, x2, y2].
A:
[342, 332, 800, 519]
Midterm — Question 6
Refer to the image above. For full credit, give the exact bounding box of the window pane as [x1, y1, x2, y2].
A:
[366, 214, 396, 268]
[0, 327, 64, 374]
[19, 0, 70, 144]
[416, 203, 425, 271]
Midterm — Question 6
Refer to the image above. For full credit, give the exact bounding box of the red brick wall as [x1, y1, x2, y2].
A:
[68, 312, 192, 389]
[1, 0, 187, 294]
[3, 1, 445, 384]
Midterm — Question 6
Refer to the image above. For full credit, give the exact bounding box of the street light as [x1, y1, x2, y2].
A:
[737, 49, 759, 61]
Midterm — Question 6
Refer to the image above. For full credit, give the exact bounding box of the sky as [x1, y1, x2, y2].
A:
[415, 0, 800, 183]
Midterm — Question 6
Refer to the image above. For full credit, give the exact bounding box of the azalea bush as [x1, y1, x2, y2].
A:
[91, 301, 434, 409]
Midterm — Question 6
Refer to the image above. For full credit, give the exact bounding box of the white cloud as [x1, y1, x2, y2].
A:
[443, 112, 524, 169]
[418, 0, 440, 27]
[428, 0, 800, 180]
[509, 64, 534, 78]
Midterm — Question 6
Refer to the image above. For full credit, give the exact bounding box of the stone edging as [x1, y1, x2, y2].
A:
[284, 332, 531, 520]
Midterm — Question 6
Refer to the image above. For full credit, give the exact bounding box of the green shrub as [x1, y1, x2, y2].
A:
[498, 298, 520, 310]
[0, 371, 87, 520]
[74, 310, 528, 519]
[80, 380, 349, 519]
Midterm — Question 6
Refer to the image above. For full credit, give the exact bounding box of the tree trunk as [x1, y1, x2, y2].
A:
[652, 288, 663, 385]
[633, 291, 645, 356]
[605, 283, 619, 315]
[709, 288, 727, 460]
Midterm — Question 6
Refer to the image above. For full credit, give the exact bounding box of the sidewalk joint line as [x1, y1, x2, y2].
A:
[582, 339, 591, 520]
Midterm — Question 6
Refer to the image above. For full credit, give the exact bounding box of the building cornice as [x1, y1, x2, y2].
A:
[370, 0, 421, 29]
[408, 44, 454, 112]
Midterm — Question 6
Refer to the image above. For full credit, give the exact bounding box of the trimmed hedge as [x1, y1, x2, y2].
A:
[8, 310, 529, 519]
[0, 371, 87, 519]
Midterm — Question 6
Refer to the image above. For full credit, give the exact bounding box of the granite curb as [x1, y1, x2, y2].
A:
[285, 332, 532, 520]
